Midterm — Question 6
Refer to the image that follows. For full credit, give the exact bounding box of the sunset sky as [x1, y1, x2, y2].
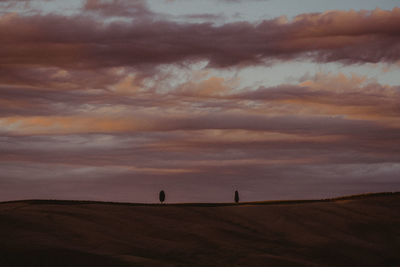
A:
[1, 0, 399, 202]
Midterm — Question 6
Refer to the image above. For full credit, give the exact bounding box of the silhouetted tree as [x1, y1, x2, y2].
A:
[159, 190, 165, 203]
[234, 190, 239, 203]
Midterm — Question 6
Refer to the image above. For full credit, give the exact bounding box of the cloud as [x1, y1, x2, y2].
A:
[0, 0, 31, 11]
[83, 0, 153, 18]
[1, 4, 400, 202]
[183, 13, 224, 22]
[1, 8, 400, 72]
[233, 73, 400, 119]
[221, 0, 266, 2]
[2, 71, 399, 185]
[1, 131, 400, 202]
[1, 71, 399, 135]
[0, 0, 31, 4]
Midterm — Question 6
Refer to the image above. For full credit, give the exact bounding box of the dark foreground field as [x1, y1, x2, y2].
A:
[1, 193, 400, 267]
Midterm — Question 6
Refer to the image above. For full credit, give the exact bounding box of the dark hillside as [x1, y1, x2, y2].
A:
[1, 193, 399, 266]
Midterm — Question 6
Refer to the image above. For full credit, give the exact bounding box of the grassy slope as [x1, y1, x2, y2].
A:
[0, 192, 399, 266]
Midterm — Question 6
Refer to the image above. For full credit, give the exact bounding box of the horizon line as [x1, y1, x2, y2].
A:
[1, 192, 399, 207]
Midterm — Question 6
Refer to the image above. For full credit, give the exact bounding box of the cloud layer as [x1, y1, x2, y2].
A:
[1, 1, 399, 202]
[1, 7, 400, 72]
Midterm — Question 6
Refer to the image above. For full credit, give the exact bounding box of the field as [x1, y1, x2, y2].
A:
[1, 193, 399, 266]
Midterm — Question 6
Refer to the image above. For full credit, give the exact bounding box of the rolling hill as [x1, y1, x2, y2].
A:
[1, 192, 399, 266]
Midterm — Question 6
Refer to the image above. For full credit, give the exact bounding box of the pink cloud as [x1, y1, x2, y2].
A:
[1, 8, 400, 71]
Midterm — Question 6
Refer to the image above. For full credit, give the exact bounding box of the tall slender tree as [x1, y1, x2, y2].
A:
[159, 190, 166, 203]
[234, 190, 239, 203]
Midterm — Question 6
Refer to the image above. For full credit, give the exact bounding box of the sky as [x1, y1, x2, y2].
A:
[0, 0, 400, 203]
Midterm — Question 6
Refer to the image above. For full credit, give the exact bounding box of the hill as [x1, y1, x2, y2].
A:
[1, 193, 399, 266]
